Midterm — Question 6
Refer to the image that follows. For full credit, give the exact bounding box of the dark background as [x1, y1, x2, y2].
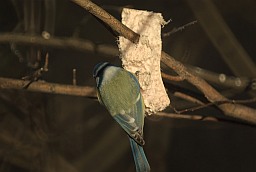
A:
[0, 0, 255, 171]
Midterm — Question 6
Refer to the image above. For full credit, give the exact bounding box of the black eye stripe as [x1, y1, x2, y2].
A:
[93, 62, 110, 78]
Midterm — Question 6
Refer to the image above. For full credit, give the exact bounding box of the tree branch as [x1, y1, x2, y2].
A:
[0, 77, 96, 98]
[161, 52, 256, 124]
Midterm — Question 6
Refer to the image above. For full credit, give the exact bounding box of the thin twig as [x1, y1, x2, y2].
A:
[22, 53, 50, 89]
[177, 97, 256, 114]
[73, 69, 77, 86]
[161, 72, 184, 82]
[162, 20, 198, 37]
[174, 91, 205, 105]
[157, 112, 219, 122]
[157, 112, 203, 120]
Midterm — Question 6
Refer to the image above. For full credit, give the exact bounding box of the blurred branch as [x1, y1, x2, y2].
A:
[188, 65, 256, 98]
[0, 77, 96, 98]
[74, 125, 129, 171]
[0, 126, 79, 171]
[69, 0, 256, 125]
[157, 112, 204, 120]
[186, 0, 256, 77]
[187, 65, 250, 89]
[43, 0, 56, 35]
[0, 33, 118, 56]
[23, 0, 43, 68]
[0, 129, 41, 170]
[71, 0, 140, 43]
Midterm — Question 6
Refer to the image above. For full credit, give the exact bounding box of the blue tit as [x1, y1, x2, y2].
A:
[93, 62, 150, 172]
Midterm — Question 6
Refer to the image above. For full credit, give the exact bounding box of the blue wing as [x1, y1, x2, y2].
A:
[113, 79, 145, 146]
[112, 91, 150, 171]
[113, 111, 145, 146]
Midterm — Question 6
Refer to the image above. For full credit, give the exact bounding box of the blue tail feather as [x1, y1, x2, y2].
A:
[129, 138, 150, 172]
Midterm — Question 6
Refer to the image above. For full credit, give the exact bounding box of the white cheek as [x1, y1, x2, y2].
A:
[96, 77, 100, 87]
[102, 66, 119, 81]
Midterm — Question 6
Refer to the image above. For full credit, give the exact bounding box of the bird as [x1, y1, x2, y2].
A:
[93, 62, 150, 172]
